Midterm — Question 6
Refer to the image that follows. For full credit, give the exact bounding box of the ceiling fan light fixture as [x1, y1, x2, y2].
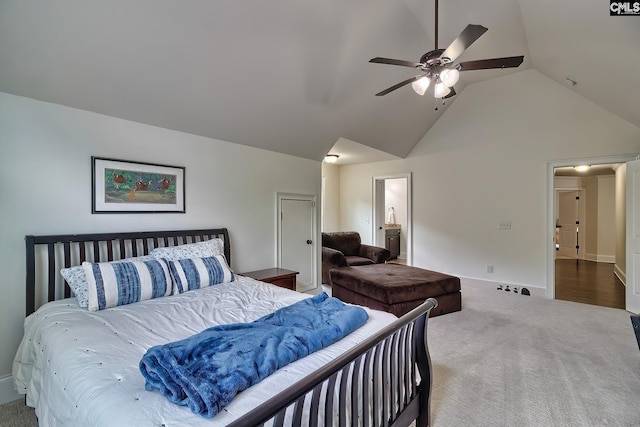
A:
[433, 81, 451, 98]
[440, 68, 459, 87]
[411, 76, 431, 96]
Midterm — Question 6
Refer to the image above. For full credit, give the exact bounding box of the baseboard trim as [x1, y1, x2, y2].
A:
[459, 276, 546, 298]
[0, 374, 20, 405]
[584, 253, 615, 263]
[614, 264, 626, 286]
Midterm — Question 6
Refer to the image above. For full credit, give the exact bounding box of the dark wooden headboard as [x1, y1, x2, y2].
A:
[25, 228, 230, 315]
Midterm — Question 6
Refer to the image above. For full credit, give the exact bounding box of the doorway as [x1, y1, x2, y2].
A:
[372, 173, 412, 265]
[547, 157, 632, 308]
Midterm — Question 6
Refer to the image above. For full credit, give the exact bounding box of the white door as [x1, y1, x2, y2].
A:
[557, 190, 580, 259]
[626, 159, 640, 313]
[280, 197, 316, 292]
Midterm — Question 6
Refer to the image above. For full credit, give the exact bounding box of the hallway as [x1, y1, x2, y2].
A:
[555, 259, 625, 309]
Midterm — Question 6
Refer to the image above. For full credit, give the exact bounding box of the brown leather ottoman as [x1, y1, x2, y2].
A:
[330, 263, 461, 317]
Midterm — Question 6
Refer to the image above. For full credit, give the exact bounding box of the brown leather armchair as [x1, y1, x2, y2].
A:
[322, 231, 391, 285]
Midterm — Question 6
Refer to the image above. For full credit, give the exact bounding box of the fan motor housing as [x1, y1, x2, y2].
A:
[419, 49, 450, 67]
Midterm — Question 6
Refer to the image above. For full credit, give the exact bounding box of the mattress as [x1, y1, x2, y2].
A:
[13, 276, 397, 426]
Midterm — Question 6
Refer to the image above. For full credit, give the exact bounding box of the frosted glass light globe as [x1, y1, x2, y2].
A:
[411, 76, 431, 96]
[440, 68, 460, 87]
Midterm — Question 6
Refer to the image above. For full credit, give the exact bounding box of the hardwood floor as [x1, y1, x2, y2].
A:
[555, 259, 625, 309]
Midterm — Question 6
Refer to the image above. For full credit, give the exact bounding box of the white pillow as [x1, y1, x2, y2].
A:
[167, 255, 234, 294]
[83, 259, 172, 311]
[149, 238, 225, 261]
[61, 255, 155, 308]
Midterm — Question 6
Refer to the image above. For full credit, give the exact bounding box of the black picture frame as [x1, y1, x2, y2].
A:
[91, 156, 185, 213]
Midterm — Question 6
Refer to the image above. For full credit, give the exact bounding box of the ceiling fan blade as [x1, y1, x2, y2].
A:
[440, 24, 488, 62]
[375, 75, 426, 96]
[443, 87, 456, 99]
[457, 56, 524, 71]
[369, 57, 423, 68]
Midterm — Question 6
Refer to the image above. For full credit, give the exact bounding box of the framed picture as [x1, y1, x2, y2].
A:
[92, 156, 185, 213]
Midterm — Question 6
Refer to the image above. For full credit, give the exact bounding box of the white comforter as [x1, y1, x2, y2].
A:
[13, 276, 397, 426]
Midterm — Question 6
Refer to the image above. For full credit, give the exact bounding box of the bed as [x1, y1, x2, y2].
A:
[13, 228, 437, 426]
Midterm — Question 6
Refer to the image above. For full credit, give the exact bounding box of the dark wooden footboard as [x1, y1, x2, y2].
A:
[228, 297, 438, 427]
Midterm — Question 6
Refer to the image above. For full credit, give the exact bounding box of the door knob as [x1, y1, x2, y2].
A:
[306, 240, 312, 244]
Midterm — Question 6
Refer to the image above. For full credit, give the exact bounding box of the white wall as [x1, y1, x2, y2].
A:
[597, 176, 616, 261]
[339, 70, 640, 290]
[0, 92, 320, 403]
[583, 175, 616, 262]
[597, 176, 616, 260]
[584, 177, 599, 259]
[321, 162, 340, 231]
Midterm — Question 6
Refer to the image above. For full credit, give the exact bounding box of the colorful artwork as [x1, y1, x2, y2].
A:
[105, 168, 177, 204]
[92, 157, 185, 213]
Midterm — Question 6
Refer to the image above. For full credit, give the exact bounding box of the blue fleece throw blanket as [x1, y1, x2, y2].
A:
[139, 292, 368, 418]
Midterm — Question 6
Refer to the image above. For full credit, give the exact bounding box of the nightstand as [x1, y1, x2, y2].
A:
[240, 268, 299, 291]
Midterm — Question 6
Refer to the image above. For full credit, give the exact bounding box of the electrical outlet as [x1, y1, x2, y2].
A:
[498, 220, 511, 230]
[487, 265, 494, 273]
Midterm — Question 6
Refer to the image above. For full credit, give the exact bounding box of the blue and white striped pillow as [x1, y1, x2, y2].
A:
[83, 259, 172, 311]
[168, 255, 234, 294]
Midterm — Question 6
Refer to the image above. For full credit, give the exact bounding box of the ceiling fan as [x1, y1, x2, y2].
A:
[370, 0, 524, 100]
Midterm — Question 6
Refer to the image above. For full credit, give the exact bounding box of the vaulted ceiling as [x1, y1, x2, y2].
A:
[1, 1, 638, 162]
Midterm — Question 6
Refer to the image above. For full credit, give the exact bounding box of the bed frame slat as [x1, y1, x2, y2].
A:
[309, 383, 322, 427]
[46, 243, 55, 303]
[351, 356, 362, 425]
[390, 331, 399, 421]
[273, 410, 285, 427]
[403, 325, 412, 404]
[373, 341, 383, 427]
[119, 239, 126, 259]
[92, 241, 100, 262]
[324, 372, 337, 427]
[338, 365, 349, 427]
[292, 396, 305, 426]
[382, 335, 393, 425]
[414, 313, 431, 427]
[63, 242, 71, 298]
[362, 349, 373, 427]
[79, 242, 86, 263]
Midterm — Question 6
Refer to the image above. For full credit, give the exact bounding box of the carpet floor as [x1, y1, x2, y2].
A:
[2, 280, 638, 426]
[428, 280, 640, 426]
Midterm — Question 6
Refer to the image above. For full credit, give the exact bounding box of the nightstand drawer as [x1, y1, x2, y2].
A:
[269, 276, 296, 290]
[240, 268, 299, 291]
